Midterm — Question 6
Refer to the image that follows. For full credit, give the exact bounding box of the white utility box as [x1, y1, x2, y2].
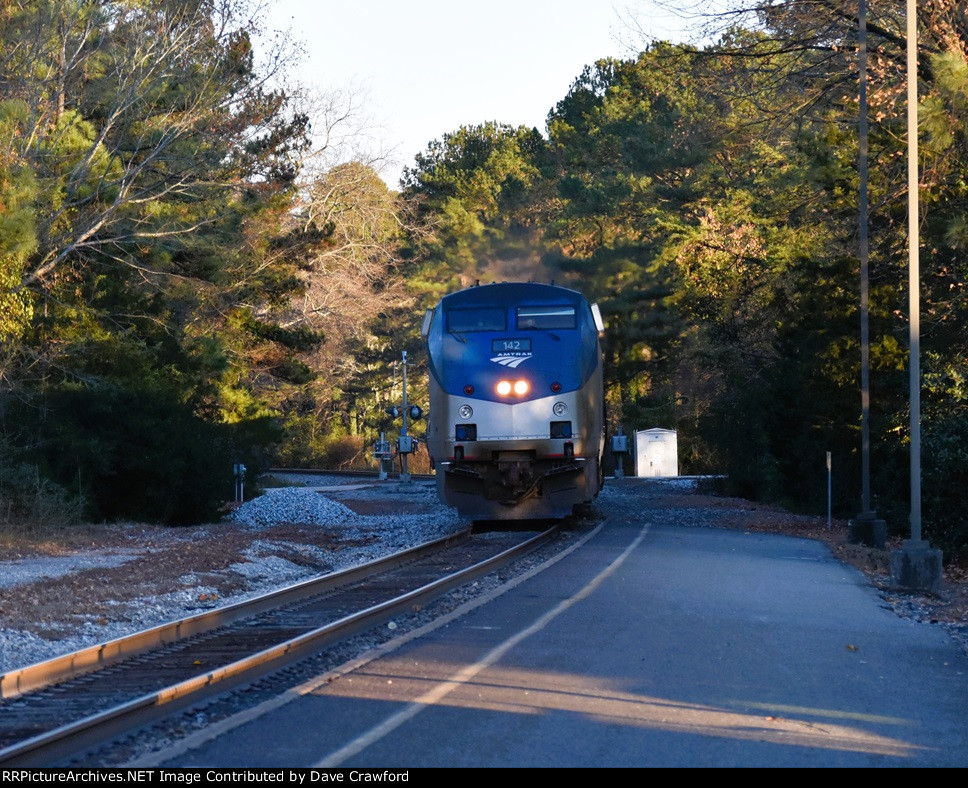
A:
[634, 428, 678, 477]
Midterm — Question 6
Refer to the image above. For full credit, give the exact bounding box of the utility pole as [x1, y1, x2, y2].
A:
[848, 0, 887, 549]
[890, 0, 942, 592]
[907, 0, 921, 547]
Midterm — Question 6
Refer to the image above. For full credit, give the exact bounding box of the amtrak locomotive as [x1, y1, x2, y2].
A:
[422, 282, 605, 520]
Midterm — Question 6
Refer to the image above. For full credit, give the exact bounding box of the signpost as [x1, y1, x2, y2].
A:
[827, 452, 832, 532]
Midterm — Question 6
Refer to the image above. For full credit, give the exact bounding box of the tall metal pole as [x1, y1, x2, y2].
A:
[906, 0, 921, 542]
[889, 0, 939, 594]
[848, 0, 886, 549]
[858, 0, 873, 517]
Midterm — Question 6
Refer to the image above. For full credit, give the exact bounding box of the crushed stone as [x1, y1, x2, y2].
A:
[0, 477, 466, 673]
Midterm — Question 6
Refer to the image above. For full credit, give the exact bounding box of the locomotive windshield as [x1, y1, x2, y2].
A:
[516, 305, 576, 330]
[446, 307, 506, 332]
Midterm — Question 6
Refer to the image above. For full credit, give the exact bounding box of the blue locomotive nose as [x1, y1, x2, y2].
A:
[428, 288, 599, 403]
[438, 336, 577, 402]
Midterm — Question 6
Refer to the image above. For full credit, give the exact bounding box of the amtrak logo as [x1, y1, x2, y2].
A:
[490, 354, 531, 368]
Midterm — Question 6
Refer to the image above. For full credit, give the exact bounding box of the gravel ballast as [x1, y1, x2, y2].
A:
[0, 476, 468, 674]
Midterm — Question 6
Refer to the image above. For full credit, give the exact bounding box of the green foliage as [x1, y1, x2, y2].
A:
[0, 457, 86, 532]
[402, 121, 555, 289]
[3, 385, 277, 525]
[271, 420, 368, 471]
[0, 0, 317, 525]
[921, 413, 968, 561]
[0, 100, 38, 342]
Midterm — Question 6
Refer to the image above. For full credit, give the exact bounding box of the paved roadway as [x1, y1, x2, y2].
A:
[144, 504, 968, 768]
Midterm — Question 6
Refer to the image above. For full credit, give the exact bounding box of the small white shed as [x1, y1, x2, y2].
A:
[634, 428, 678, 478]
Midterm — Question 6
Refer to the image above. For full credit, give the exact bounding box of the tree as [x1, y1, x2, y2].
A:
[616, 0, 968, 547]
[402, 121, 556, 292]
[0, 0, 313, 523]
[0, 99, 38, 350]
[543, 48, 718, 442]
[267, 161, 427, 465]
[2, 1, 302, 290]
[0, 0, 312, 389]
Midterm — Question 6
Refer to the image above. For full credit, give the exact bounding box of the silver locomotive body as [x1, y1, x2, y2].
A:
[423, 282, 604, 520]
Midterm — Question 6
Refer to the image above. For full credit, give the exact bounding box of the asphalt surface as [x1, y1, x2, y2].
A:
[141, 507, 968, 768]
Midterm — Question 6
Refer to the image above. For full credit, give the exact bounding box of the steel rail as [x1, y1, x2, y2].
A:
[0, 529, 471, 701]
[0, 526, 557, 767]
[265, 468, 435, 481]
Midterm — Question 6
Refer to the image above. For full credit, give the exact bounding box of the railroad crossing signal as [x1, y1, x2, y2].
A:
[385, 404, 423, 420]
[387, 351, 422, 483]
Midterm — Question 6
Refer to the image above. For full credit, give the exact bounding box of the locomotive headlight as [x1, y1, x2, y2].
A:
[458, 404, 474, 419]
[553, 401, 567, 416]
[496, 379, 529, 397]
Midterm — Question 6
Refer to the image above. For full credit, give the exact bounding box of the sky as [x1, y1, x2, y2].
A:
[259, 1, 698, 188]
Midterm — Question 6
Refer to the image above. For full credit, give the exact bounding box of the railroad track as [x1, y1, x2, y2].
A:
[265, 467, 435, 481]
[0, 526, 558, 767]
